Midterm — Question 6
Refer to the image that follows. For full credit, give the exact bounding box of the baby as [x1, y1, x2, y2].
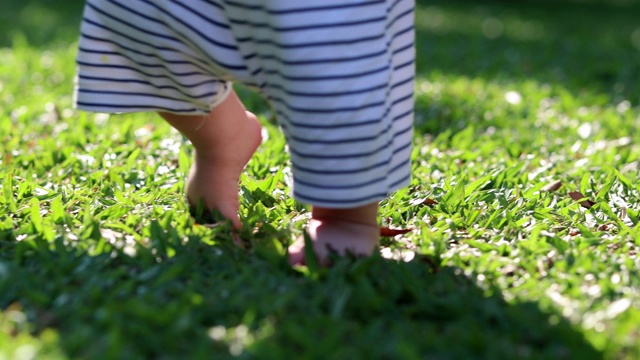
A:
[74, 0, 415, 264]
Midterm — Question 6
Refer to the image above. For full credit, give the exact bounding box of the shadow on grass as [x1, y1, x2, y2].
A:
[0, 232, 602, 358]
[247, 255, 602, 359]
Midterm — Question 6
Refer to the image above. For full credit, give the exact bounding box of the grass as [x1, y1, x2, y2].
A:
[1, 0, 640, 358]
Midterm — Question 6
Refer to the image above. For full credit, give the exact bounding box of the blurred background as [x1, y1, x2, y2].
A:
[2, 0, 640, 47]
[2, 0, 640, 131]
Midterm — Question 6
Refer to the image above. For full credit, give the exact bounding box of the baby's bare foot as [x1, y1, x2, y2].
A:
[186, 111, 262, 228]
[288, 218, 380, 266]
[160, 90, 262, 229]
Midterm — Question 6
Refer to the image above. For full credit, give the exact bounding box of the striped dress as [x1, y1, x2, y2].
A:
[74, 0, 415, 208]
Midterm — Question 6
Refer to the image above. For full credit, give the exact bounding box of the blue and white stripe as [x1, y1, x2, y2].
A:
[75, 0, 415, 208]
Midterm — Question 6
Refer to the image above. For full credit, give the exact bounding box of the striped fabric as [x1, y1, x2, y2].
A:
[75, 0, 415, 208]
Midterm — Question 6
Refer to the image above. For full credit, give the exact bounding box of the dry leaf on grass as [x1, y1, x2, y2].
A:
[541, 180, 562, 192]
[421, 198, 439, 206]
[409, 197, 439, 206]
[379, 226, 414, 237]
[568, 191, 595, 209]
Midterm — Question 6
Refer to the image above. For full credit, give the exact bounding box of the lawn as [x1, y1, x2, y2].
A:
[1, 0, 640, 359]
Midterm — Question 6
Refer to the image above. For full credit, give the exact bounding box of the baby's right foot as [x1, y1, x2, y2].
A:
[288, 203, 380, 266]
[288, 218, 380, 266]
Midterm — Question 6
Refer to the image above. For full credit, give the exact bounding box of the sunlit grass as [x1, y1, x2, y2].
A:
[1, 0, 640, 359]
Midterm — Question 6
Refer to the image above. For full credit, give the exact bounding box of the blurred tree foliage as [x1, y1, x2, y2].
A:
[2, 0, 639, 48]
[0, 0, 84, 48]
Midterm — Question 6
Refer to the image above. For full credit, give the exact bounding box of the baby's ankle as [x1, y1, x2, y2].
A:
[311, 203, 379, 227]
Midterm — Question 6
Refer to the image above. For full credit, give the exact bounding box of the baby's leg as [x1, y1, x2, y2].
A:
[160, 90, 262, 229]
[288, 202, 380, 265]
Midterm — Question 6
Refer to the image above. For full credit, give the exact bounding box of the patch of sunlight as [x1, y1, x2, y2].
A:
[0, 305, 65, 359]
[207, 324, 256, 357]
[206, 317, 276, 357]
[504, 90, 522, 105]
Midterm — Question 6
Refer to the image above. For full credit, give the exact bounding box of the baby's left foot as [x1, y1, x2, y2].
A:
[160, 90, 261, 229]
[185, 110, 262, 228]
